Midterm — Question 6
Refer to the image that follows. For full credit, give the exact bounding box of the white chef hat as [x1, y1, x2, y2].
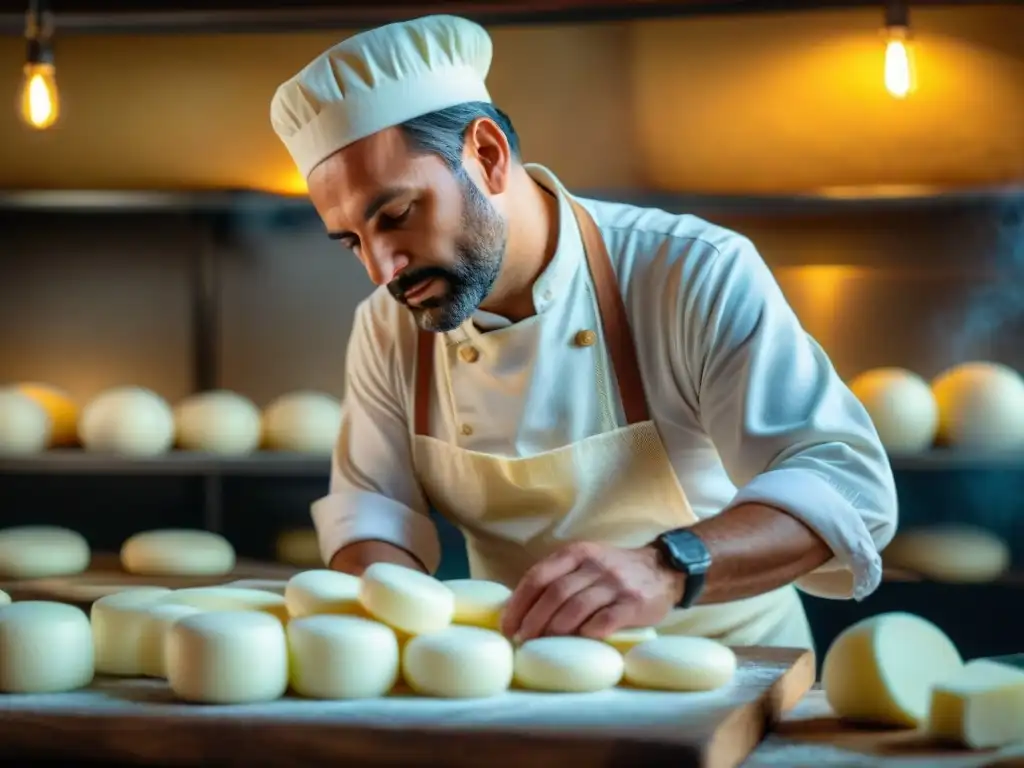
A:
[270, 15, 494, 179]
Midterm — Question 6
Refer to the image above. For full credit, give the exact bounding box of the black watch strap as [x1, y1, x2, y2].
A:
[654, 528, 712, 609]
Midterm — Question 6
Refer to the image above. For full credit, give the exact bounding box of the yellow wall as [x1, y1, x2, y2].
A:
[0, 4, 1020, 193]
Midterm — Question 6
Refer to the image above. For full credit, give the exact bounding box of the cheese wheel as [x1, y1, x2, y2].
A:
[514, 637, 624, 693]
[403, 625, 514, 698]
[927, 659, 1024, 749]
[288, 615, 400, 699]
[931, 362, 1024, 450]
[261, 391, 341, 453]
[443, 579, 511, 630]
[883, 525, 1010, 583]
[158, 587, 289, 624]
[121, 529, 235, 576]
[90, 587, 172, 675]
[173, 390, 262, 455]
[16, 383, 79, 446]
[0, 589, 9, 606]
[166, 611, 288, 704]
[822, 612, 964, 727]
[275, 528, 323, 567]
[604, 626, 658, 652]
[222, 579, 287, 596]
[624, 636, 736, 691]
[285, 569, 363, 618]
[0, 601, 94, 693]
[0, 525, 90, 579]
[137, 603, 203, 678]
[848, 368, 938, 453]
[358, 563, 454, 635]
[79, 386, 176, 456]
[0, 389, 51, 455]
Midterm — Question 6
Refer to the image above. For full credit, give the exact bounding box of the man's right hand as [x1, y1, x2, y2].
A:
[328, 540, 428, 576]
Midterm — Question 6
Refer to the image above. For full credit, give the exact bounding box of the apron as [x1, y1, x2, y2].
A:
[410, 196, 814, 650]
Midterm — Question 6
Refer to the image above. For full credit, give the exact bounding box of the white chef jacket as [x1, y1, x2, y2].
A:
[312, 164, 898, 602]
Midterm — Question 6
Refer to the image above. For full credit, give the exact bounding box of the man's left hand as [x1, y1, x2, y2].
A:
[500, 541, 684, 642]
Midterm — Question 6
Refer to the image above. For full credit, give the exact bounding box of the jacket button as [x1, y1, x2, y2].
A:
[574, 329, 597, 347]
[461, 424, 474, 436]
[459, 346, 480, 363]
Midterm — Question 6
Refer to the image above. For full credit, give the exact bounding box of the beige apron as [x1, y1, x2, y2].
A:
[410, 197, 814, 649]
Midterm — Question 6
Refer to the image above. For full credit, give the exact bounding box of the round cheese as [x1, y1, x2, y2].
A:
[883, 525, 1010, 583]
[848, 367, 938, 453]
[137, 603, 203, 678]
[0, 601, 94, 693]
[624, 636, 736, 691]
[261, 391, 341, 454]
[358, 563, 454, 636]
[120, 529, 235, 576]
[222, 579, 287, 596]
[403, 625, 514, 698]
[91, 587, 172, 675]
[16, 383, 79, 446]
[275, 528, 323, 567]
[173, 390, 262, 455]
[604, 626, 658, 653]
[822, 612, 964, 727]
[931, 362, 1024, 450]
[443, 579, 511, 630]
[0, 525, 90, 579]
[158, 587, 289, 624]
[288, 615, 399, 699]
[166, 611, 289, 704]
[285, 569, 363, 618]
[514, 636, 624, 693]
[0, 389, 51, 455]
[79, 386, 176, 456]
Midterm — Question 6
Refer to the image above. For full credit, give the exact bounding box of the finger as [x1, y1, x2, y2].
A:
[577, 601, 636, 640]
[515, 565, 602, 641]
[540, 581, 619, 638]
[501, 544, 590, 637]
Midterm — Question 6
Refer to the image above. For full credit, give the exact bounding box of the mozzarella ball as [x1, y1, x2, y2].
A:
[0, 389, 51, 455]
[79, 386, 175, 456]
[173, 390, 261, 455]
[848, 367, 938, 453]
[931, 362, 1024, 450]
[261, 391, 341, 453]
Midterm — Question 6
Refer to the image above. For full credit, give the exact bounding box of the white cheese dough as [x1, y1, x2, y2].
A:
[158, 586, 289, 624]
[0, 388, 51, 455]
[848, 367, 938, 453]
[822, 611, 964, 727]
[604, 626, 658, 653]
[403, 625, 514, 698]
[443, 579, 511, 630]
[0, 601, 94, 693]
[358, 563, 454, 635]
[0, 589, 9, 605]
[927, 659, 1024, 749]
[275, 528, 323, 567]
[137, 603, 203, 678]
[166, 610, 289, 704]
[0, 525, 91, 579]
[624, 636, 737, 691]
[120, 529, 236, 576]
[173, 390, 262, 455]
[514, 636, 624, 693]
[931, 361, 1024, 450]
[288, 615, 400, 699]
[883, 525, 1010, 583]
[285, 569, 363, 618]
[91, 587, 172, 675]
[261, 391, 341, 454]
[78, 386, 176, 456]
[222, 579, 287, 596]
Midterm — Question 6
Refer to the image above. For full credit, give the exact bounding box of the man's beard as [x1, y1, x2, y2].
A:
[387, 172, 506, 333]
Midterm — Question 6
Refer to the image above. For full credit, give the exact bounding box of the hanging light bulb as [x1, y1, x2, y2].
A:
[883, 0, 915, 99]
[18, 0, 60, 130]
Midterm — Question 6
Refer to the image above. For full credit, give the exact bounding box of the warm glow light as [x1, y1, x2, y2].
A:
[19, 62, 59, 130]
[883, 26, 915, 99]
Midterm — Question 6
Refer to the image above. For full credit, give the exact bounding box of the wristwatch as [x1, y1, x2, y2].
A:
[652, 528, 712, 609]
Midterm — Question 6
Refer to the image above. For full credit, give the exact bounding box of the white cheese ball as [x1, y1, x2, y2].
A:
[822, 612, 964, 727]
[0, 388, 51, 455]
[261, 391, 341, 454]
[0, 525, 91, 579]
[285, 569, 363, 618]
[137, 603, 203, 678]
[848, 367, 938, 453]
[120, 529, 236, 576]
[90, 587, 172, 675]
[604, 626, 658, 653]
[514, 636, 624, 693]
[157, 587, 289, 625]
[443, 579, 511, 630]
[883, 525, 1010, 583]
[0, 601, 94, 693]
[221, 579, 286, 596]
[931, 362, 1024, 450]
[288, 615, 400, 699]
[358, 563, 454, 636]
[173, 390, 261, 455]
[79, 386, 175, 456]
[403, 625, 514, 698]
[15, 383, 79, 446]
[624, 636, 737, 691]
[166, 611, 289, 704]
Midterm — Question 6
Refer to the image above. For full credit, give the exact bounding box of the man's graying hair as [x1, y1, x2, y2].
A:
[398, 102, 521, 170]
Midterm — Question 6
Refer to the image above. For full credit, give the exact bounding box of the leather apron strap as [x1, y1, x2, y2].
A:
[414, 196, 649, 436]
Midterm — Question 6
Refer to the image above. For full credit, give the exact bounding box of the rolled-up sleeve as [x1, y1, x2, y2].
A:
[310, 300, 441, 572]
[683, 236, 898, 601]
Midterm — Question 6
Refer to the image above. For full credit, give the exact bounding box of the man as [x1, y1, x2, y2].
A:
[270, 15, 897, 649]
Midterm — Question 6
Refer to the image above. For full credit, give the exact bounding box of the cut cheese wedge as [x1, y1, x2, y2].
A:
[928, 659, 1024, 748]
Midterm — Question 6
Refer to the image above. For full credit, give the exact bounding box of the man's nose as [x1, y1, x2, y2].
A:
[363, 244, 410, 287]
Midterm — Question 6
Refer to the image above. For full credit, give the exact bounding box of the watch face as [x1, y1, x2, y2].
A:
[665, 530, 712, 574]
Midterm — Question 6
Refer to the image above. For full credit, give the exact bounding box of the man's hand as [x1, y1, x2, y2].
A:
[500, 541, 684, 642]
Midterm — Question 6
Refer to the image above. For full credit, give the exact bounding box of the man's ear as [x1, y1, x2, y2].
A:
[462, 117, 512, 195]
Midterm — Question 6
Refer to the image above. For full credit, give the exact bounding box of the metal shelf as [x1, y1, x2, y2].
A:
[0, 450, 331, 477]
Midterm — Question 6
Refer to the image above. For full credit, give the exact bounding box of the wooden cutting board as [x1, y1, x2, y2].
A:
[0, 646, 815, 768]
